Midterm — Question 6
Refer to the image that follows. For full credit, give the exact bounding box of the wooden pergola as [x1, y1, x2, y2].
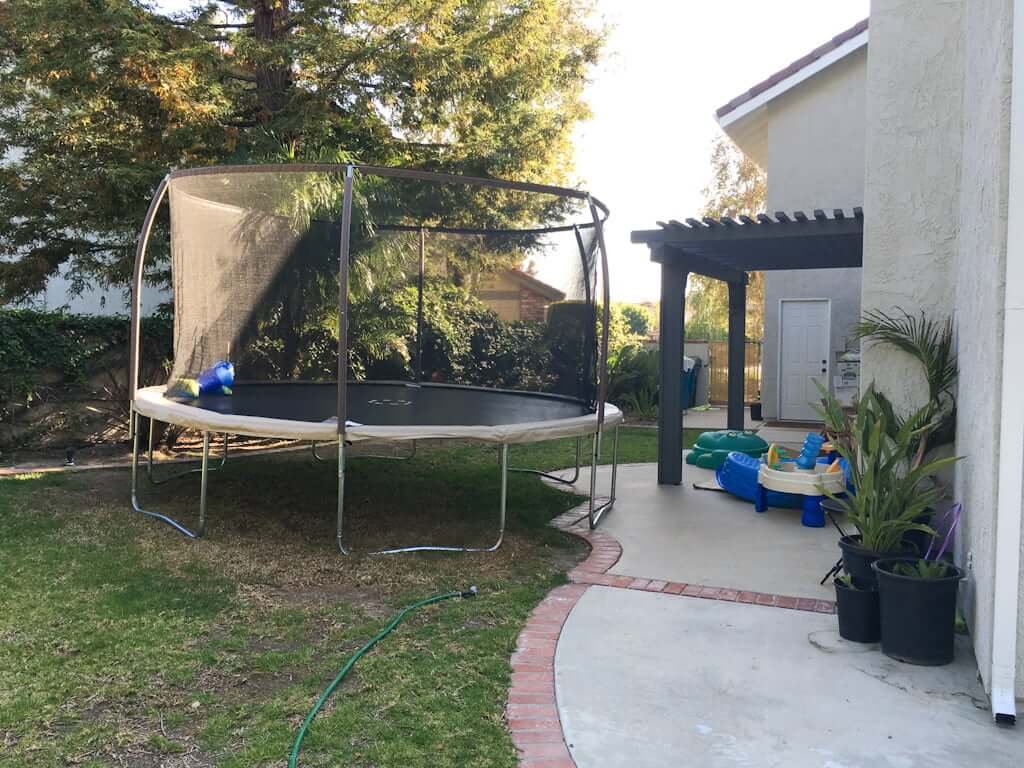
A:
[630, 208, 864, 484]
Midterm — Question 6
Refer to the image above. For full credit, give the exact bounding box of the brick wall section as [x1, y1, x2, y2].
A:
[506, 505, 835, 767]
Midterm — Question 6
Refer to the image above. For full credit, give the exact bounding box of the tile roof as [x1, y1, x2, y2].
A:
[715, 18, 868, 119]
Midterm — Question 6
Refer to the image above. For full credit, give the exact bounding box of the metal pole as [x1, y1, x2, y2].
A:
[197, 432, 210, 537]
[337, 166, 354, 436]
[416, 226, 426, 383]
[336, 436, 348, 555]
[496, 443, 508, 548]
[588, 424, 620, 529]
[129, 175, 170, 404]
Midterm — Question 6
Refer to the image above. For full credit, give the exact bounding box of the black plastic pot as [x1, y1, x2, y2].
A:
[901, 511, 934, 557]
[750, 402, 762, 421]
[834, 578, 880, 643]
[872, 558, 964, 666]
[838, 535, 913, 586]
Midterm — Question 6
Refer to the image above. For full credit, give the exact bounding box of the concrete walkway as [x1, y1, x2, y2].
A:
[682, 407, 763, 431]
[556, 586, 1021, 768]
[516, 462, 1023, 768]
[558, 463, 840, 600]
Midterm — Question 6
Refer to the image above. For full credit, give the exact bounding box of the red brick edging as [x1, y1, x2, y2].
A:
[506, 508, 836, 767]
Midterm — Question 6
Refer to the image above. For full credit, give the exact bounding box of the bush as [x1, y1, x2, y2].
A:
[607, 344, 659, 416]
[355, 280, 558, 391]
[0, 310, 173, 448]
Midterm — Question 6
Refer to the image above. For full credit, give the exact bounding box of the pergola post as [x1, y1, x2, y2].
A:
[657, 252, 687, 485]
[727, 279, 747, 431]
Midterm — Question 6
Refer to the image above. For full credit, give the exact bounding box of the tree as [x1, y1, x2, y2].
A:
[619, 303, 652, 336]
[0, 0, 603, 303]
[688, 133, 766, 340]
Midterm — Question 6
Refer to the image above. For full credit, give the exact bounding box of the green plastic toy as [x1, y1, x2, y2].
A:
[686, 429, 769, 470]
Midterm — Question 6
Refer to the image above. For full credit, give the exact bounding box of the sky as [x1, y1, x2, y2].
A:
[575, 0, 869, 301]
[155, 0, 870, 302]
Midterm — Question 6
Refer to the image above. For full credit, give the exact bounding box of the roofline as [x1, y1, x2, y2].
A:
[716, 18, 869, 130]
[505, 268, 566, 301]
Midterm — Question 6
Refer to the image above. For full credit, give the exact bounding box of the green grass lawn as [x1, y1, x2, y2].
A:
[0, 427, 696, 767]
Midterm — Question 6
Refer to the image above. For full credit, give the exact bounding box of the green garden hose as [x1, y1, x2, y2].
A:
[287, 585, 478, 768]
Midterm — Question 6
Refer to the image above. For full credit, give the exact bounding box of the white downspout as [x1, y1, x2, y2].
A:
[990, 0, 1024, 725]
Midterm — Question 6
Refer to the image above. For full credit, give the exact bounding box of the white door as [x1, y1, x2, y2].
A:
[779, 299, 830, 421]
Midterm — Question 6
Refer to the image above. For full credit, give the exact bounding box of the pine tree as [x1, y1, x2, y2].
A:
[0, 0, 602, 302]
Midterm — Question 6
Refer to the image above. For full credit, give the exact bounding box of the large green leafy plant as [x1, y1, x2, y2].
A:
[0, 0, 602, 303]
[815, 383, 961, 554]
[852, 309, 957, 462]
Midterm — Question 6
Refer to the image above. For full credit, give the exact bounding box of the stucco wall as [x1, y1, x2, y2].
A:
[761, 48, 867, 419]
[861, 0, 963, 414]
[863, 0, 1024, 696]
[955, 0, 1019, 698]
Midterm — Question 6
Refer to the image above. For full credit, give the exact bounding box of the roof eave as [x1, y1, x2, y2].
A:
[716, 26, 869, 132]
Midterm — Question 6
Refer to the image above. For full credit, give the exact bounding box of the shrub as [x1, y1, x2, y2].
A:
[0, 310, 173, 448]
[607, 344, 659, 413]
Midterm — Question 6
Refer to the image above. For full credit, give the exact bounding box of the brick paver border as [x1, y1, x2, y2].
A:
[506, 506, 836, 766]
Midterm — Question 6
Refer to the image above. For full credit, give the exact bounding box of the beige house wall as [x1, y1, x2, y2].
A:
[759, 48, 867, 420]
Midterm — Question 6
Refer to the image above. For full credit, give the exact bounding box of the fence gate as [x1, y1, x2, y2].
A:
[708, 341, 762, 405]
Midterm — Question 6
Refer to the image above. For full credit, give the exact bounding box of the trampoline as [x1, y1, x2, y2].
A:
[128, 164, 621, 554]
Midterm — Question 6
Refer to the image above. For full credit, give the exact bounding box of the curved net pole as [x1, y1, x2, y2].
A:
[127, 175, 222, 539]
[586, 195, 618, 528]
[336, 166, 355, 555]
[129, 174, 170, 403]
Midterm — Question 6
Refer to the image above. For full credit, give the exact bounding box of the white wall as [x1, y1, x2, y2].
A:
[955, 0, 1021, 700]
[761, 48, 868, 419]
[11, 269, 168, 317]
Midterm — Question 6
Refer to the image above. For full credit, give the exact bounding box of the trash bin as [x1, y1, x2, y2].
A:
[681, 357, 702, 409]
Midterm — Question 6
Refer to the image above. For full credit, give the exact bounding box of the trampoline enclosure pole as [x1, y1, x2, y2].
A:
[337, 166, 354, 435]
[416, 227, 426, 383]
[336, 436, 348, 555]
[587, 195, 611, 432]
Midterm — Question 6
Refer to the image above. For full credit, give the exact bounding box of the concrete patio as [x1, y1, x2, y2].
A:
[524, 462, 1024, 768]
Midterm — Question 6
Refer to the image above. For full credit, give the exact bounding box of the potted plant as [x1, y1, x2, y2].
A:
[872, 504, 964, 665]
[815, 384, 959, 586]
[833, 574, 880, 643]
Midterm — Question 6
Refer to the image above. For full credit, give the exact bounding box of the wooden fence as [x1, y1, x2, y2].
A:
[708, 341, 762, 404]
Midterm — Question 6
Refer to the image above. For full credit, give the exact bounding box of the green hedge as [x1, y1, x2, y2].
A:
[0, 310, 173, 420]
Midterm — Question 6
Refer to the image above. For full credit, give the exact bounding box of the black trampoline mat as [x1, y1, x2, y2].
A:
[186, 382, 590, 427]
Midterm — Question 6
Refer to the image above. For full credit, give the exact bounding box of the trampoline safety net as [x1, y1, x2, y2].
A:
[157, 165, 608, 426]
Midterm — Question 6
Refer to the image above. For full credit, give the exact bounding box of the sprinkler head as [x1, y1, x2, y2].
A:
[461, 585, 479, 599]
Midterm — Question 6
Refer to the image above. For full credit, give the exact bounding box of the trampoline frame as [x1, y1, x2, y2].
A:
[128, 163, 618, 554]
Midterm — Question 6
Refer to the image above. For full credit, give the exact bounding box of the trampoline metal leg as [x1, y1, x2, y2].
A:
[588, 425, 620, 529]
[510, 436, 582, 485]
[130, 410, 211, 538]
[369, 443, 508, 555]
[336, 436, 349, 555]
[146, 417, 227, 485]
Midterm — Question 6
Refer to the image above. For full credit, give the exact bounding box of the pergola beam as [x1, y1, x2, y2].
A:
[651, 246, 748, 285]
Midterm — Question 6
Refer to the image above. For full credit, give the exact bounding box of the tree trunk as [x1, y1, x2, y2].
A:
[252, 0, 292, 121]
